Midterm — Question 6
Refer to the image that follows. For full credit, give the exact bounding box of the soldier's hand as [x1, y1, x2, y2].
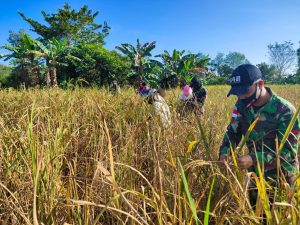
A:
[237, 155, 253, 169]
[198, 107, 203, 114]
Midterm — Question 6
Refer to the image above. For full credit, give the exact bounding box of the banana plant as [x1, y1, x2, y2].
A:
[154, 50, 211, 86]
[0, 33, 41, 86]
[155, 49, 193, 85]
[116, 39, 156, 81]
[29, 38, 80, 86]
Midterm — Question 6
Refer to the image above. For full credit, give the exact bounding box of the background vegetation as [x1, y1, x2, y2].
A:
[1, 4, 300, 88]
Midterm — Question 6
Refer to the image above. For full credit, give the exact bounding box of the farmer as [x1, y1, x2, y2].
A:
[137, 81, 150, 96]
[109, 80, 120, 94]
[219, 64, 300, 208]
[189, 77, 207, 114]
[179, 84, 193, 101]
[147, 88, 171, 128]
[178, 83, 194, 116]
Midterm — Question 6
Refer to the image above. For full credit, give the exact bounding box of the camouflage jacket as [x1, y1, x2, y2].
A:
[193, 87, 207, 107]
[219, 87, 299, 179]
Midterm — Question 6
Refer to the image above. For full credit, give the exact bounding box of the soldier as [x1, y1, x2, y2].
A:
[190, 77, 207, 114]
[219, 64, 299, 208]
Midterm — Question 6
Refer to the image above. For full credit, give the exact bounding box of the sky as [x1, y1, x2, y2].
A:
[0, 0, 300, 66]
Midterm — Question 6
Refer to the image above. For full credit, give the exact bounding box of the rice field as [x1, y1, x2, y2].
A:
[0, 85, 299, 225]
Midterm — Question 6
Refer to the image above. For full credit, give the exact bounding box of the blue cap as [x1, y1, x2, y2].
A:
[227, 64, 262, 97]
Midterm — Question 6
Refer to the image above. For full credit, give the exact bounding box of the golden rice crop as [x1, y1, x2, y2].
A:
[0, 85, 299, 224]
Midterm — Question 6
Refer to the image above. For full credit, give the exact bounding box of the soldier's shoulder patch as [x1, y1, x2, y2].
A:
[291, 129, 299, 137]
[230, 106, 240, 123]
[275, 95, 296, 113]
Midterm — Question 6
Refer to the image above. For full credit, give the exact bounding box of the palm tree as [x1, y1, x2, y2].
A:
[116, 39, 156, 80]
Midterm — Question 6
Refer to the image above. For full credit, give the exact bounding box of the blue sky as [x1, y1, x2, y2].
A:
[1, 0, 300, 65]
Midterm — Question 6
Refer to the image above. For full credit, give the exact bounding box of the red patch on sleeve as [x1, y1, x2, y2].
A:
[291, 129, 299, 136]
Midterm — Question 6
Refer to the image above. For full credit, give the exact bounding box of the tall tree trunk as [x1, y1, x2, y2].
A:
[50, 67, 57, 86]
[137, 65, 144, 81]
[31, 66, 41, 87]
[22, 65, 30, 88]
[46, 70, 51, 87]
[46, 60, 51, 87]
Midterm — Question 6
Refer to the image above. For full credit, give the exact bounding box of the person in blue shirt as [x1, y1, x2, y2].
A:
[137, 81, 150, 96]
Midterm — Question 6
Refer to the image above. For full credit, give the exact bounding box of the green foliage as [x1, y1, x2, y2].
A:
[1, 3, 121, 88]
[0, 64, 12, 86]
[211, 52, 250, 77]
[217, 64, 233, 77]
[268, 41, 296, 78]
[224, 52, 250, 69]
[256, 62, 278, 81]
[210, 52, 224, 72]
[116, 39, 156, 81]
[274, 73, 300, 84]
[154, 49, 210, 88]
[0, 31, 43, 87]
[1, 28, 129, 88]
[28, 37, 78, 86]
[2, 3, 299, 88]
[177, 158, 199, 225]
[296, 42, 300, 74]
[204, 176, 216, 225]
[205, 76, 228, 85]
[65, 43, 130, 86]
[18, 3, 110, 45]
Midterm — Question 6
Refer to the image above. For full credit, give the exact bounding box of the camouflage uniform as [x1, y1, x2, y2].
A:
[219, 87, 299, 183]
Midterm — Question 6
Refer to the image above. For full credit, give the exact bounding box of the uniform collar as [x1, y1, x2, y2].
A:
[249, 87, 276, 114]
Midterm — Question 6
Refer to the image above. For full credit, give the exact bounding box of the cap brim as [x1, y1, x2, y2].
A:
[227, 85, 250, 97]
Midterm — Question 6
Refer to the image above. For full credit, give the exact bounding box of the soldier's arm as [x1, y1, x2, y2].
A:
[219, 105, 243, 158]
[250, 108, 300, 175]
[195, 89, 207, 107]
[277, 109, 300, 175]
[201, 89, 207, 102]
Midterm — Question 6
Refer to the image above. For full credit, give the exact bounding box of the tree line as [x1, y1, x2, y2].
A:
[0, 3, 299, 88]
